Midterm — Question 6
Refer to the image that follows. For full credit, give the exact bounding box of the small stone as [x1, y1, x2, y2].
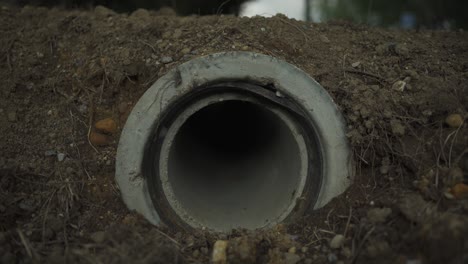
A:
[351, 61, 361, 68]
[90, 231, 106, 243]
[57, 153, 66, 162]
[399, 193, 437, 223]
[284, 253, 301, 264]
[367, 207, 392, 223]
[212, 240, 228, 264]
[390, 119, 405, 136]
[260, 27, 265, 31]
[451, 183, 468, 199]
[392, 80, 406, 92]
[181, 47, 191, 55]
[78, 104, 87, 114]
[131, 8, 150, 19]
[95, 118, 117, 134]
[395, 44, 409, 56]
[161, 56, 173, 64]
[320, 35, 330, 43]
[288, 247, 297, 254]
[7, 111, 16, 122]
[89, 131, 110, 146]
[445, 114, 464, 128]
[45, 150, 57, 157]
[341, 247, 352, 258]
[94, 5, 116, 17]
[330, 234, 345, 249]
[301, 246, 308, 253]
[379, 156, 391, 174]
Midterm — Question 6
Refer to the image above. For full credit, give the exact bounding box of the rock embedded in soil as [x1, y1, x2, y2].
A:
[450, 183, 468, 199]
[94, 5, 116, 17]
[329, 234, 345, 249]
[89, 131, 111, 146]
[390, 119, 406, 136]
[161, 56, 174, 64]
[212, 240, 228, 264]
[367, 207, 392, 224]
[445, 113, 464, 128]
[399, 193, 437, 223]
[392, 80, 406, 92]
[57, 153, 66, 162]
[284, 252, 301, 264]
[95, 118, 117, 134]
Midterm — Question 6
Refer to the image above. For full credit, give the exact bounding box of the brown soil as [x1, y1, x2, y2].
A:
[1, 4, 467, 264]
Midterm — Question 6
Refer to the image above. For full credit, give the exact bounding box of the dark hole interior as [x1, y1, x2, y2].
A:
[167, 100, 303, 230]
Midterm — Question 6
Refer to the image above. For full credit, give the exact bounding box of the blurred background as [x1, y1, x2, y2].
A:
[2, 0, 468, 29]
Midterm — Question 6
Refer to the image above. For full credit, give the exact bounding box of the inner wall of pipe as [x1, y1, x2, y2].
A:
[161, 96, 308, 231]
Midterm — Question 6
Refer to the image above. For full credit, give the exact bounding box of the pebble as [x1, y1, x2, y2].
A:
[94, 5, 116, 17]
[89, 131, 110, 146]
[367, 207, 392, 223]
[451, 183, 468, 199]
[90, 231, 106, 243]
[301, 246, 308, 253]
[212, 240, 228, 264]
[288, 246, 297, 254]
[57, 153, 66, 162]
[390, 119, 406, 136]
[392, 80, 406, 91]
[131, 8, 150, 19]
[7, 111, 16, 122]
[44, 150, 57, 157]
[320, 35, 330, 43]
[95, 118, 117, 134]
[284, 253, 301, 264]
[342, 247, 352, 258]
[445, 113, 464, 128]
[161, 56, 173, 64]
[351, 61, 361, 68]
[330, 234, 345, 249]
[181, 47, 191, 55]
[78, 104, 87, 114]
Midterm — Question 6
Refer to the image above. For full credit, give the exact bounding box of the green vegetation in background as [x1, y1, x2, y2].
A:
[314, 0, 468, 29]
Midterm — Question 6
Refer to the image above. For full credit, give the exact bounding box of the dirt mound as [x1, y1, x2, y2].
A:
[0, 5, 467, 264]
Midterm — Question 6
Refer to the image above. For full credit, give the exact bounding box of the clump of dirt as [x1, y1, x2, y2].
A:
[0, 4, 467, 264]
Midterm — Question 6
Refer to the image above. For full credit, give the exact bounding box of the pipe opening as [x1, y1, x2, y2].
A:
[160, 95, 309, 231]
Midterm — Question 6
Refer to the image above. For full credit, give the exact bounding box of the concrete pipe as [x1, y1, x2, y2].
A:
[116, 52, 353, 232]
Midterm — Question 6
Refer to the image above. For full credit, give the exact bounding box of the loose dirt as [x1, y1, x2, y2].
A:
[0, 5, 467, 264]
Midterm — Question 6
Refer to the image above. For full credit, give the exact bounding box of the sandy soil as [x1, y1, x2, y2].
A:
[0, 4, 467, 264]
